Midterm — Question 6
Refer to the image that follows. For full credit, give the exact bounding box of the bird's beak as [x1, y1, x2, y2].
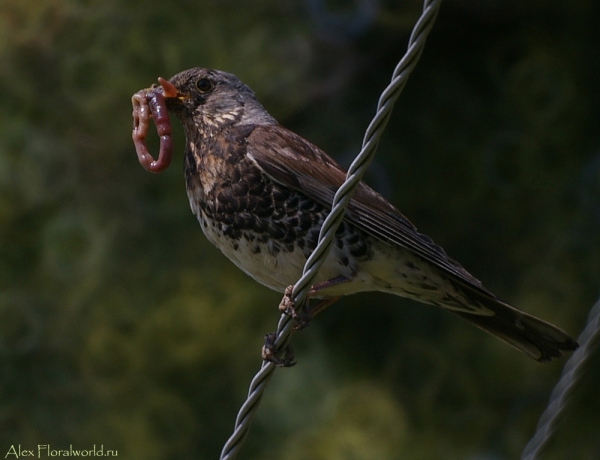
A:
[158, 77, 188, 100]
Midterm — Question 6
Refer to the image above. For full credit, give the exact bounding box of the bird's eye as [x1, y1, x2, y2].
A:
[195, 78, 213, 93]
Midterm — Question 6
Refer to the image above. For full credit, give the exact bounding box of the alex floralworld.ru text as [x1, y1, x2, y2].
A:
[4, 445, 118, 458]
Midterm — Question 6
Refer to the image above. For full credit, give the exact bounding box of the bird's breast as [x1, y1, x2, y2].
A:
[182, 129, 375, 293]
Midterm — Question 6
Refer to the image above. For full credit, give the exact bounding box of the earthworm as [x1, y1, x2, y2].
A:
[131, 78, 177, 173]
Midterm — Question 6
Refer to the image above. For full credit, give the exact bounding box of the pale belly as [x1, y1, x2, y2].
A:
[190, 197, 483, 312]
[195, 207, 362, 295]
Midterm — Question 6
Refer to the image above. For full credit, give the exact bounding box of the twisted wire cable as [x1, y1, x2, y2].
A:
[219, 1, 443, 459]
[521, 297, 600, 460]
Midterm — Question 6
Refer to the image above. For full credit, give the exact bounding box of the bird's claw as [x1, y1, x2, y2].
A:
[278, 285, 296, 316]
[278, 285, 311, 329]
[262, 333, 296, 367]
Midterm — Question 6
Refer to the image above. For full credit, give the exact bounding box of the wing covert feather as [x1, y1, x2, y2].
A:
[246, 124, 490, 295]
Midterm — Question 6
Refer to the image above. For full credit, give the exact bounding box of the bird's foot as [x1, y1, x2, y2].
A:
[261, 332, 296, 367]
[278, 285, 312, 329]
[278, 285, 296, 316]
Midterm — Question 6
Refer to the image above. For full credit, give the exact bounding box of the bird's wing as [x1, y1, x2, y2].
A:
[246, 124, 491, 296]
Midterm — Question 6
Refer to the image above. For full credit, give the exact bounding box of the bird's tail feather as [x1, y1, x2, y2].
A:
[450, 289, 578, 362]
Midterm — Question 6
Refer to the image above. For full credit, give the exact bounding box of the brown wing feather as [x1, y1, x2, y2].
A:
[246, 124, 490, 296]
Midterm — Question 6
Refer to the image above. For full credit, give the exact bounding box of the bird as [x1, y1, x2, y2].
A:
[151, 67, 577, 362]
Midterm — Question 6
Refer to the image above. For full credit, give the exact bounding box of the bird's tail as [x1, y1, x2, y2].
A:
[450, 289, 578, 362]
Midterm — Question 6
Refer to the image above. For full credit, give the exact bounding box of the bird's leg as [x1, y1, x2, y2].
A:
[278, 275, 350, 329]
[293, 295, 341, 330]
[307, 296, 341, 319]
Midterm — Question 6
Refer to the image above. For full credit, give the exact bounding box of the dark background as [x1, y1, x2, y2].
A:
[1, 0, 599, 459]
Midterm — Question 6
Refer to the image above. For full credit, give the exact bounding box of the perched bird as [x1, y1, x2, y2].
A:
[153, 67, 577, 362]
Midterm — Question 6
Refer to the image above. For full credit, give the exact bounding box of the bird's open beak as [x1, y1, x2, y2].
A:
[158, 77, 188, 100]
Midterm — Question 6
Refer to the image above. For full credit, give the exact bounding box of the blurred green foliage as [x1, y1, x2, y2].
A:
[1, 0, 599, 459]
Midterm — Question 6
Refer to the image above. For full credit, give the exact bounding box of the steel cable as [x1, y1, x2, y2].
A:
[521, 297, 600, 460]
[219, 1, 443, 458]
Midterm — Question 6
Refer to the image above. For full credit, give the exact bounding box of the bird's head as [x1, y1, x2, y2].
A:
[159, 68, 276, 134]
